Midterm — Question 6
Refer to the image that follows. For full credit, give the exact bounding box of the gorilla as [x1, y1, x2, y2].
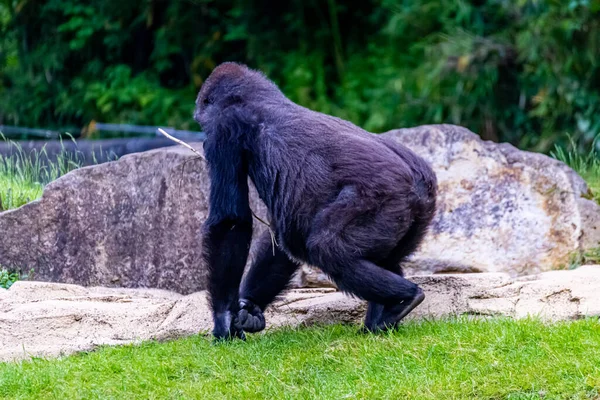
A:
[194, 62, 437, 340]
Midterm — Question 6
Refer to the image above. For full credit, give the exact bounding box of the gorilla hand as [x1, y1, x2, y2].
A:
[236, 299, 266, 333]
[212, 310, 246, 341]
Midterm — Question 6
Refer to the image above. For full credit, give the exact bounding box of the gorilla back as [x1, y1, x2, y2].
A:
[195, 62, 437, 340]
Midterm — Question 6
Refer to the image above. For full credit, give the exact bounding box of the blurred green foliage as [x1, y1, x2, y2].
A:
[1, 0, 600, 152]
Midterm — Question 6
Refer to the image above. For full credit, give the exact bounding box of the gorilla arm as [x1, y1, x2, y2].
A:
[202, 132, 253, 340]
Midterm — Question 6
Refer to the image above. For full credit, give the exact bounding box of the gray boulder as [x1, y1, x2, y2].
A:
[0, 147, 211, 294]
[389, 125, 599, 276]
[0, 124, 597, 293]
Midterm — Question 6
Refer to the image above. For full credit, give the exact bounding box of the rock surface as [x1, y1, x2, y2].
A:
[0, 147, 211, 294]
[0, 124, 598, 293]
[1, 266, 599, 362]
[387, 125, 600, 275]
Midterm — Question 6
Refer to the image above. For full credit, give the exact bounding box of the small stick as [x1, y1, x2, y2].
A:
[252, 211, 278, 255]
[158, 128, 277, 251]
[251, 212, 271, 229]
[157, 128, 205, 160]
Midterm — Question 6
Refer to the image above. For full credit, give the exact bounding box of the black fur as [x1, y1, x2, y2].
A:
[195, 63, 437, 339]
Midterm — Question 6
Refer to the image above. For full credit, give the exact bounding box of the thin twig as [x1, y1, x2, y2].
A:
[251, 211, 270, 228]
[252, 211, 278, 255]
[157, 128, 205, 160]
[157, 128, 277, 251]
[268, 230, 278, 256]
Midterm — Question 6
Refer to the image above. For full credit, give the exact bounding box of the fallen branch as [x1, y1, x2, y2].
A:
[158, 127, 277, 251]
[252, 211, 279, 255]
[157, 128, 205, 160]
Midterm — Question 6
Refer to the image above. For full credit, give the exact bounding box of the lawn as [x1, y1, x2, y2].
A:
[0, 318, 599, 399]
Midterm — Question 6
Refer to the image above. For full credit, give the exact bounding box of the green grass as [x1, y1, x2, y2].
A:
[583, 172, 600, 205]
[1, 319, 599, 399]
[0, 174, 42, 212]
[569, 247, 600, 268]
[551, 136, 600, 205]
[0, 136, 83, 212]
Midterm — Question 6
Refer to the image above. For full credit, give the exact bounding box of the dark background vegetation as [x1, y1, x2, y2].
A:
[1, 0, 599, 152]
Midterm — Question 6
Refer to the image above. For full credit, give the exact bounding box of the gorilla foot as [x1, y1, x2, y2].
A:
[377, 288, 425, 331]
[237, 299, 266, 333]
[361, 288, 425, 333]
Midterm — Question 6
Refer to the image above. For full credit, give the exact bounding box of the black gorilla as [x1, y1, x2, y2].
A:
[194, 63, 437, 340]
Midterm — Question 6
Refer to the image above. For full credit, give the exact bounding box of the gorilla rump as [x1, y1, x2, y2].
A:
[194, 62, 437, 340]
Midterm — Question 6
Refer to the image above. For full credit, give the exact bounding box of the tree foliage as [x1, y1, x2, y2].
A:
[0, 0, 599, 151]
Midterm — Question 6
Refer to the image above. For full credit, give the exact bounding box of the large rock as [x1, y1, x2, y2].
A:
[0, 124, 598, 293]
[1, 266, 599, 362]
[0, 147, 212, 294]
[388, 125, 599, 275]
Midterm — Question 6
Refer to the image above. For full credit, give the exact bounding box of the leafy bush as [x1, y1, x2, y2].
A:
[1, 1, 599, 153]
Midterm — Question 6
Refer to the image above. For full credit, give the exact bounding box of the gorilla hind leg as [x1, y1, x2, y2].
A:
[238, 231, 301, 333]
[363, 291, 425, 333]
[363, 217, 430, 332]
[311, 250, 424, 331]
[361, 281, 424, 333]
[334, 259, 423, 331]
[363, 264, 403, 331]
[376, 288, 425, 331]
